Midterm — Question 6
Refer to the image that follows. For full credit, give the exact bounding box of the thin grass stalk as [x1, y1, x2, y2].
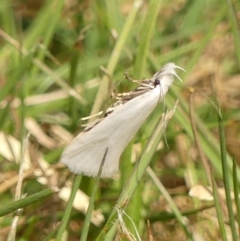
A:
[7, 59, 30, 241]
[80, 149, 108, 241]
[217, 106, 238, 241]
[147, 167, 193, 240]
[189, 93, 211, 185]
[146, 204, 215, 222]
[211, 169, 228, 241]
[232, 156, 240, 237]
[56, 175, 82, 241]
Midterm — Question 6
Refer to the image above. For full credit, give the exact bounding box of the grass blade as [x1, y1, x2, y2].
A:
[132, 0, 162, 78]
[217, 106, 238, 241]
[211, 170, 228, 241]
[0, 188, 58, 217]
[56, 175, 82, 241]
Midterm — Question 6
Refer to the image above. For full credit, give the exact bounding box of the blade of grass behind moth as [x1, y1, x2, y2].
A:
[183, 5, 225, 77]
[96, 106, 177, 241]
[150, 42, 200, 66]
[90, 0, 143, 115]
[150, 5, 225, 81]
[224, 0, 240, 66]
[189, 92, 211, 185]
[232, 156, 240, 236]
[132, 0, 162, 78]
[180, 0, 206, 31]
[211, 168, 228, 241]
[217, 105, 238, 241]
[24, 0, 65, 49]
[147, 167, 193, 241]
[154, 24, 206, 49]
[105, 0, 123, 32]
[56, 175, 82, 241]
[150, 6, 226, 79]
[149, 3, 225, 79]
[80, 148, 108, 241]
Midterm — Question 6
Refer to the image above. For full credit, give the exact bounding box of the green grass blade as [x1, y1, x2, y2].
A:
[0, 188, 58, 217]
[218, 106, 238, 241]
[184, 5, 226, 74]
[0, 50, 35, 101]
[68, 50, 82, 130]
[132, 0, 162, 78]
[180, 0, 206, 29]
[56, 175, 82, 241]
[232, 156, 240, 236]
[147, 167, 193, 240]
[105, 0, 123, 32]
[80, 149, 108, 241]
[211, 171, 228, 241]
[224, 0, 240, 66]
[24, 0, 65, 49]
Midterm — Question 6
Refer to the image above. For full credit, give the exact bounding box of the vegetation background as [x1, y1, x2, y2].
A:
[0, 0, 240, 240]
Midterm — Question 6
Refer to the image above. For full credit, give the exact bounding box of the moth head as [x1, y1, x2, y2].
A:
[161, 62, 185, 82]
[153, 62, 185, 86]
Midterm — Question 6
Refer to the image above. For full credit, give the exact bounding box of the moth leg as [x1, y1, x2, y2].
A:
[81, 111, 103, 121]
[124, 72, 154, 89]
[124, 72, 142, 85]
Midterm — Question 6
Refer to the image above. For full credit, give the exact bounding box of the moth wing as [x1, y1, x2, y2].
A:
[61, 87, 160, 177]
[61, 130, 112, 177]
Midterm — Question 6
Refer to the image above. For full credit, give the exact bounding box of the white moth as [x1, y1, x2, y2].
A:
[61, 63, 184, 178]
